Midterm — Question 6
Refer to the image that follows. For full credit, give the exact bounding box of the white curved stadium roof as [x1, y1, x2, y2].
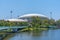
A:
[19, 13, 47, 18]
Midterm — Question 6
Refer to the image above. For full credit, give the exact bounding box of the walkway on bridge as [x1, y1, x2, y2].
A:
[0, 26, 27, 30]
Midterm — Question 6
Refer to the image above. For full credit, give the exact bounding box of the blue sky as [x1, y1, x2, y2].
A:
[0, 0, 60, 20]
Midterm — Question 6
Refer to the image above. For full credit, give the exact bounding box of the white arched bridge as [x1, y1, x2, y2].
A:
[0, 26, 27, 32]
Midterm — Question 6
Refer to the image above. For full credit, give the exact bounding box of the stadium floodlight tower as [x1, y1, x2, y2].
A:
[50, 12, 52, 19]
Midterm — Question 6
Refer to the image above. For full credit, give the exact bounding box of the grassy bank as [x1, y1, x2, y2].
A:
[19, 27, 49, 32]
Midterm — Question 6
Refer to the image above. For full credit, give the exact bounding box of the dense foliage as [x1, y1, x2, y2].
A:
[56, 19, 60, 28]
[0, 20, 28, 26]
[29, 17, 56, 28]
[0, 17, 56, 28]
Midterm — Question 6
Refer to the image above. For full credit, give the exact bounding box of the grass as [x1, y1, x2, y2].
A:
[19, 27, 49, 32]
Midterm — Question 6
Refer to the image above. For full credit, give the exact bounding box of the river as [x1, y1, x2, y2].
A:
[3, 29, 60, 40]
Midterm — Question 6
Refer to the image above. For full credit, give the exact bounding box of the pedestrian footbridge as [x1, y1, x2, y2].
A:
[0, 26, 27, 32]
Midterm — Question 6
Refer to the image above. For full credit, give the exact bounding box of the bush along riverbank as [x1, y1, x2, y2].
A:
[19, 27, 48, 32]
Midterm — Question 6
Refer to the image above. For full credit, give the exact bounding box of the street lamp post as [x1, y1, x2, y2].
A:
[50, 12, 52, 19]
[10, 11, 13, 19]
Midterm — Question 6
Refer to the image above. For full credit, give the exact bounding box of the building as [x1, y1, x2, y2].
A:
[4, 19, 27, 22]
[4, 13, 48, 22]
[19, 13, 48, 22]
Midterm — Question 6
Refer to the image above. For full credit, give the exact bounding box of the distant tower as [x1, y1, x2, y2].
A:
[50, 12, 52, 19]
[10, 11, 13, 19]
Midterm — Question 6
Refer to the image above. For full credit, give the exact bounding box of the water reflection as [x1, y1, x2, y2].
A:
[31, 31, 44, 37]
[3, 29, 60, 40]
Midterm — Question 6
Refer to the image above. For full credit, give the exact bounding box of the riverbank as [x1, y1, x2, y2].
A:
[3, 33, 16, 40]
[20, 27, 58, 32]
[3, 29, 60, 40]
[0, 26, 58, 40]
[3, 28, 47, 40]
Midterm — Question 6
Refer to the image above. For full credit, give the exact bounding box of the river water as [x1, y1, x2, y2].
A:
[5, 29, 60, 40]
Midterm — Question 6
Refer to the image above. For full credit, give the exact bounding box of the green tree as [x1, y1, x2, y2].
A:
[56, 19, 60, 27]
[49, 19, 56, 26]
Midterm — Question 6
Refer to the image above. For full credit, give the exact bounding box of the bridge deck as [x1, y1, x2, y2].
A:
[0, 26, 27, 30]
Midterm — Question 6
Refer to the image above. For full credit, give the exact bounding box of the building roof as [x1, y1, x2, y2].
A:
[19, 13, 47, 18]
[4, 19, 27, 22]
